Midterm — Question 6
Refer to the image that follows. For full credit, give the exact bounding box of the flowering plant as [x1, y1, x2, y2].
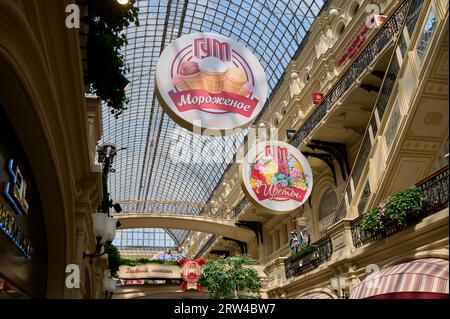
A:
[360, 186, 425, 233]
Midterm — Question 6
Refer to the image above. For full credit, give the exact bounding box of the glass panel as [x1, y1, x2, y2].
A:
[384, 99, 402, 149]
[112, 228, 177, 248]
[319, 188, 338, 220]
[101, 0, 327, 246]
[357, 180, 371, 215]
[417, 10, 437, 61]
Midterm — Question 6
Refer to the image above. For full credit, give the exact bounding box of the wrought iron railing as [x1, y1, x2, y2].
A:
[232, 197, 250, 218]
[333, 0, 425, 223]
[351, 166, 449, 248]
[194, 234, 220, 259]
[229, 1, 413, 222]
[285, 236, 333, 279]
[289, 0, 410, 149]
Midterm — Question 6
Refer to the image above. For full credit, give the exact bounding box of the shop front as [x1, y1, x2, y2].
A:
[0, 106, 47, 298]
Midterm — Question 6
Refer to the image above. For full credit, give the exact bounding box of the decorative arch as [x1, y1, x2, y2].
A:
[310, 176, 337, 236]
[348, 1, 361, 18]
[334, 19, 347, 38]
[0, 2, 72, 298]
[272, 113, 282, 128]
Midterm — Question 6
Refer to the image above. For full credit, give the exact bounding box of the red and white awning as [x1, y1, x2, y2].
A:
[350, 258, 449, 299]
[297, 292, 333, 299]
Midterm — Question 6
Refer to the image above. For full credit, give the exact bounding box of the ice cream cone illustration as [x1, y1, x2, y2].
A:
[179, 61, 203, 90]
[239, 81, 253, 97]
[199, 57, 227, 94]
[223, 66, 247, 94]
[172, 74, 189, 91]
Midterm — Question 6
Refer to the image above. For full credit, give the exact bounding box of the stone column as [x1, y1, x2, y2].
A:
[327, 218, 354, 263]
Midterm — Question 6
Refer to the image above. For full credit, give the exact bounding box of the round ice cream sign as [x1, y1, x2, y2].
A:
[155, 32, 268, 133]
[241, 141, 313, 213]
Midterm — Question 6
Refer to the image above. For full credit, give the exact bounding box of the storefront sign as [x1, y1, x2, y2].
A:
[241, 141, 313, 213]
[312, 92, 324, 105]
[337, 15, 387, 67]
[155, 32, 268, 133]
[0, 204, 33, 259]
[3, 159, 29, 215]
[118, 279, 146, 285]
[117, 264, 182, 280]
[179, 258, 205, 291]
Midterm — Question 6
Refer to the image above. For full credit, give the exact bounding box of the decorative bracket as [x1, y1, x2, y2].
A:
[303, 152, 337, 186]
[235, 221, 263, 244]
[223, 237, 248, 255]
[309, 140, 350, 181]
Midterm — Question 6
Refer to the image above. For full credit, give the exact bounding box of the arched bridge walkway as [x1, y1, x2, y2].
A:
[112, 212, 255, 242]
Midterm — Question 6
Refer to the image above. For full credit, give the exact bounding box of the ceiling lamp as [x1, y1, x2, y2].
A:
[117, 0, 130, 5]
[329, 8, 340, 17]
[84, 213, 117, 262]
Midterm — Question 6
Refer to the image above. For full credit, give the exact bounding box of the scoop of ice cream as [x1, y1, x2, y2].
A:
[242, 81, 253, 92]
[199, 57, 227, 74]
[179, 61, 200, 75]
[226, 66, 247, 83]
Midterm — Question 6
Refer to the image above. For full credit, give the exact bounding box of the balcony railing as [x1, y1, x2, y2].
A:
[351, 166, 449, 248]
[289, 0, 410, 149]
[232, 197, 250, 218]
[333, 0, 425, 223]
[285, 236, 333, 279]
[231, 1, 413, 222]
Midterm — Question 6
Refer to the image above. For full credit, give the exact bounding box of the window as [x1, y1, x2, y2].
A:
[384, 99, 402, 150]
[417, 10, 437, 61]
[358, 180, 371, 215]
[399, 33, 408, 57]
[350, 2, 360, 17]
[336, 22, 345, 37]
[319, 188, 338, 220]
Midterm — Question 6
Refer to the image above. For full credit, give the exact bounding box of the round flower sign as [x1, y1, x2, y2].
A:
[155, 32, 268, 133]
[241, 141, 313, 213]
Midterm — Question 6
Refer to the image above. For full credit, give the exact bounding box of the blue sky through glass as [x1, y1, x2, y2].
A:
[102, 0, 326, 248]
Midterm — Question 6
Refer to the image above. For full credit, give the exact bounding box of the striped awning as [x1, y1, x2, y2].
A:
[297, 292, 333, 299]
[350, 258, 449, 299]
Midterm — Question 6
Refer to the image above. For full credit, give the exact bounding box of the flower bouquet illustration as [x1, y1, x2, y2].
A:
[249, 145, 310, 202]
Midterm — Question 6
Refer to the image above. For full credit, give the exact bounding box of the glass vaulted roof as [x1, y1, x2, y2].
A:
[103, 0, 326, 248]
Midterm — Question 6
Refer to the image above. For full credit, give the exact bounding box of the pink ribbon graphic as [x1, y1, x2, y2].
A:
[168, 89, 258, 118]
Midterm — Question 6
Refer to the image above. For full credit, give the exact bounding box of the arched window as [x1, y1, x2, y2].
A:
[273, 117, 279, 127]
[319, 188, 338, 220]
[336, 22, 345, 37]
[350, 2, 360, 17]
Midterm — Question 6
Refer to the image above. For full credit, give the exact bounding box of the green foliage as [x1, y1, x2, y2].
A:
[120, 258, 179, 266]
[360, 206, 383, 233]
[198, 255, 261, 299]
[85, 0, 139, 117]
[360, 186, 425, 232]
[104, 243, 121, 277]
[384, 186, 425, 227]
[288, 245, 318, 262]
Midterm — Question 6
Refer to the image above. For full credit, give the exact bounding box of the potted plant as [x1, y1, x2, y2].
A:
[287, 245, 319, 263]
[383, 186, 425, 228]
[359, 186, 425, 233]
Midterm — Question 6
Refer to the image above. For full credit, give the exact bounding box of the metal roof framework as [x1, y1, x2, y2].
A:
[105, 0, 326, 248]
